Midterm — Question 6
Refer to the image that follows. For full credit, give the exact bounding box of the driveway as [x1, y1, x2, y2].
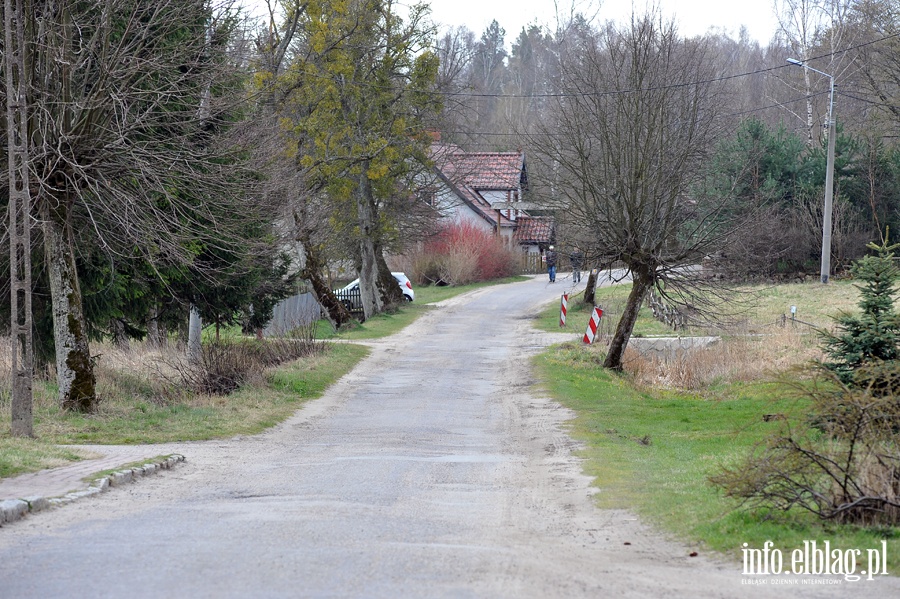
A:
[0, 276, 895, 597]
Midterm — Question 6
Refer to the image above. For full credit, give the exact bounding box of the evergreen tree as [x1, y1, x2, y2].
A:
[822, 237, 900, 392]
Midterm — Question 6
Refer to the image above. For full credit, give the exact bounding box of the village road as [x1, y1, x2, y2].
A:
[1, 275, 897, 598]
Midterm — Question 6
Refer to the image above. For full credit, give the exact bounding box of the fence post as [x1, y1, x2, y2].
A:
[188, 305, 202, 363]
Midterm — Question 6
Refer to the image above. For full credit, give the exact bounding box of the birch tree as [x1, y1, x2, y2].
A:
[776, 0, 856, 144]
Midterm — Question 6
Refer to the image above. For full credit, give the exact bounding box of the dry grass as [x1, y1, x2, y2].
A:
[577, 279, 864, 392]
[2, 338, 365, 449]
[729, 280, 860, 330]
[618, 326, 824, 391]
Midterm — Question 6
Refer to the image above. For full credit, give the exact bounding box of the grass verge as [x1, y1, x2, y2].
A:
[536, 343, 899, 571]
[0, 343, 368, 477]
[0, 437, 91, 479]
[535, 296, 899, 573]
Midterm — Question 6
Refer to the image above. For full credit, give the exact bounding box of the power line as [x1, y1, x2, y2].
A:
[431, 31, 900, 100]
[430, 90, 831, 140]
[259, 25, 900, 135]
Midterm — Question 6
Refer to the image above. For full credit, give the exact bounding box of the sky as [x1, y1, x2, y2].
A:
[245, 1, 781, 46]
[425, 0, 781, 45]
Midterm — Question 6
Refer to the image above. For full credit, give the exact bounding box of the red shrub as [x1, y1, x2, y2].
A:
[413, 221, 519, 285]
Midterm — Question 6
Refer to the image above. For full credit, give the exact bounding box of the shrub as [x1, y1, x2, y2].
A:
[712, 365, 900, 525]
[168, 336, 323, 396]
[412, 221, 520, 285]
[713, 242, 900, 526]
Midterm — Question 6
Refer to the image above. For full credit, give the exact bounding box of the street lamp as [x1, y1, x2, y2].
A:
[787, 57, 836, 284]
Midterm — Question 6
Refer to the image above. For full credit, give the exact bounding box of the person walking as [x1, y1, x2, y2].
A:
[569, 246, 584, 283]
[546, 245, 558, 283]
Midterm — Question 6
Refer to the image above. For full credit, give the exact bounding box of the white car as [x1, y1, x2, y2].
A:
[335, 272, 414, 311]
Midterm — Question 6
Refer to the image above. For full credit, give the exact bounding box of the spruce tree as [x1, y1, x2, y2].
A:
[822, 237, 900, 391]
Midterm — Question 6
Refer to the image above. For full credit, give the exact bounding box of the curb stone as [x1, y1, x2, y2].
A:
[0, 500, 28, 524]
[0, 454, 185, 526]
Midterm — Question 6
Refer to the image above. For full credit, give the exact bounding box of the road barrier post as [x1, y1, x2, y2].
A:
[583, 306, 603, 344]
[559, 293, 568, 327]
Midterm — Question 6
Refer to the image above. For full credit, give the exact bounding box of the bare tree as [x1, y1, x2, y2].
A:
[1, 1, 257, 411]
[532, 14, 732, 370]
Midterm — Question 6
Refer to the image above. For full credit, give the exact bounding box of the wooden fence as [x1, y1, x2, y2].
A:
[520, 254, 545, 274]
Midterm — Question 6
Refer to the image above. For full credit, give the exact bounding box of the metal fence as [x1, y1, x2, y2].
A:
[262, 292, 322, 337]
[337, 286, 363, 316]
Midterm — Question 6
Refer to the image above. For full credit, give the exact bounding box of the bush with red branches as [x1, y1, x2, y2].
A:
[412, 221, 520, 285]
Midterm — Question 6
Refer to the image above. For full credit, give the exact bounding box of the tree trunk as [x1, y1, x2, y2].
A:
[147, 303, 164, 348]
[603, 268, 654, 371]
[375, 244, 403, 309]
[584, 269, 598, 305]
[298, 234, 352, 329]
[803, 66, 814, 147]
[41, 198, 97, 412]
[356, 165, 383, 320]
[111, 318, 130, 351]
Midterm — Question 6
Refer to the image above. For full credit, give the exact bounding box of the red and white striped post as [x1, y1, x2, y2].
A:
[583, 306, 603, 344]
[559, 293, 568, 327]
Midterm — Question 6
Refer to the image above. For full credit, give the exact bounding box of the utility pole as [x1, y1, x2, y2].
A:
[4, 0, 34, 436]
[787, 58, 836, 284]
[822, 93, 836, 284]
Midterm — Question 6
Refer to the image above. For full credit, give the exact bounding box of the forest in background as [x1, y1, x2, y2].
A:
[435, 1, 900, 277]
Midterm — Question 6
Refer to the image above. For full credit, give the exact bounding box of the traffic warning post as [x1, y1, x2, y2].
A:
[583, 306, 603, 344]
[559, 294, 568, 327]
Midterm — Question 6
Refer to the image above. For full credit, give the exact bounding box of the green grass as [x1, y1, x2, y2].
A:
[0, 437, 89, 479]
[535, 343, 899, 571]
[315, 303, 431, 340]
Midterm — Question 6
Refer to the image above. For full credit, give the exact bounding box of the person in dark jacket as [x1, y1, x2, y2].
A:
[546, 245, 558, 283]
[569, 246, 584, 283]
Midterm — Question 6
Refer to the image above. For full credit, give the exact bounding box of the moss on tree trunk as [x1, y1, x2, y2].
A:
[42, 196, 97, 412]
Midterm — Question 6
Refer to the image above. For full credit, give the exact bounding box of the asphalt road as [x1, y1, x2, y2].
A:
[1, 276, 897, 598]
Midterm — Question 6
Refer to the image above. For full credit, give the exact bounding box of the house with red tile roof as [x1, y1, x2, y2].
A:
[429, 143, 554, 254]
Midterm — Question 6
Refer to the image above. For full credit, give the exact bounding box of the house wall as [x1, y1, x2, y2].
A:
[433, 184, 495, 233]
[480, 189, 525, 222]
[480, 190, 508, 204]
